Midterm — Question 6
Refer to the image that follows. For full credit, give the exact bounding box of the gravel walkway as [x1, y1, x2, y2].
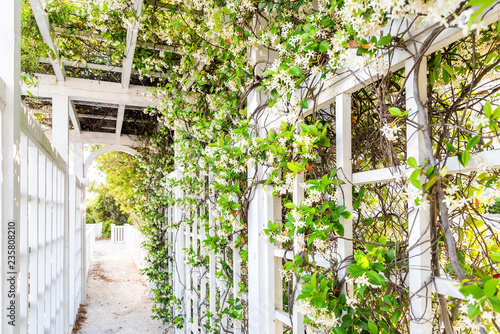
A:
[77, 239, 168, 334]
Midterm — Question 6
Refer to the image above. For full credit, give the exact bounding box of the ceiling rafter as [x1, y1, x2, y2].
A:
[39, 59, 163, 78]
[69, 100, 81, 134]
[29, 0, 66, 82]
[116, 105, 126, 138]
[122, 0, 145, 89]
[52, 27, 182, 54]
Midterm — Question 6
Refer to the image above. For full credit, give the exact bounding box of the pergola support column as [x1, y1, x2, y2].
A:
[0, 2, 22, 333]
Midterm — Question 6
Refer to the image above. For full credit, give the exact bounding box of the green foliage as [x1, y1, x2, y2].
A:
[86, 193, 130, 238]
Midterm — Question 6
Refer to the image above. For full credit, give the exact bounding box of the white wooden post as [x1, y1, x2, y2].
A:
[185, 214, 191, 332]
[336, 93, 354, 282]
[199, 204, 207, 333]
[406, 58, 432, 333]
[263, 186, 281, 334]
[208, 181, 216, 331]
[232, 228, 241, 334]
[292, 174, 305, 333]
[45, 161, 53, 333]
[173, 173, 185, 334]
[68, 175, 76, 326]
[52, 94, 70, 332]
[28, 144, 39, 331]
[19, 136, 29, 331]
[0, 1, 21, 332]
[37, 153, 47, 334]
[193, 213, 199, 333]
[73, 142, 85, 180]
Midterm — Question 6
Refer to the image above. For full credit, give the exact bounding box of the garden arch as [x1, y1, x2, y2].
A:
[84, 145, 139, 178]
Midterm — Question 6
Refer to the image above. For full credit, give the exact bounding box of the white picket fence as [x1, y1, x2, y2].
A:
[85, 225, 96, 281]
[110, 224, 126, 243]
[87, 222, 103, 239]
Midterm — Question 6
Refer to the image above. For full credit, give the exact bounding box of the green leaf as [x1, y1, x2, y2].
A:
[354, 250, 370, 269]
[459, 284, 484, 299]
[284, 201, 296, 209]
[301, 100, 309, 109]
[368, 320, 378, 334]
[407, 157, 418, 169]
[466, 136, 481, 150]
[439, 166, 448, 177]
[484, 278, 499, 298]
[492, 106, 500, 120]
[262, 69, 275, 76]
[468, 303, 481, 318]
[491, 252, 500, 262]
[319, 41, 330, 52]
[388, 107, 402, 116]
[410, 176, 421, 189]
[442, 64, 455, 77]
[366, 270, 386, 286]
[287, 162, 297, 172]
[332, 328, 347, 334]
[377, 34, 392, 46]
[391, 309, 402, 324]
[484, 101, 492, 118]
[488, 296, 500, 312]
[289, 66, 301, 76]
[445, 142, 456, 153]
[425, 175, 438, 191]
[458, 150, 471, 167]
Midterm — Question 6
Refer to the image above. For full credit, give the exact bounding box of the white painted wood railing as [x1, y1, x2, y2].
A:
[86, 222, 103, 238]
[123, 224, 148, 270]
[16, 105, 88, 333]
[85, 223, 96, 283]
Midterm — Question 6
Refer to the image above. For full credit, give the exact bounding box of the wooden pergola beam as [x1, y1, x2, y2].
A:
[52, 27, 181, 54]
[39, 59, 163, 78]
[21, 74, 159, 107]
[68, 100, 81, 134]
[29, 0, 66, 82]
[122, 0, 145, 89]
[115, 105, 125, 137]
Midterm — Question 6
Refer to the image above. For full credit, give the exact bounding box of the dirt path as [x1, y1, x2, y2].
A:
[77, 239, 168, 334]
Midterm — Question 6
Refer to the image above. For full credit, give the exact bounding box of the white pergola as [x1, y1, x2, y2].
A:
[25, 0, 164, 147]
[0, 1, 163, 333]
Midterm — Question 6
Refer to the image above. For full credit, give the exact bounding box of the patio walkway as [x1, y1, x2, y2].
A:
[77, 239, 168, 334]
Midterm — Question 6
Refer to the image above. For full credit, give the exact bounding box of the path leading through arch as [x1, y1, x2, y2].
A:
[76, 239, 169, 334]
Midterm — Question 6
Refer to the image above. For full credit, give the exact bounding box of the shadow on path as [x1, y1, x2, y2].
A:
[77, 239, 168, 334]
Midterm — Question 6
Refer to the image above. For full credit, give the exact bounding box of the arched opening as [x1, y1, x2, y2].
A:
[84, 145, 138, 178]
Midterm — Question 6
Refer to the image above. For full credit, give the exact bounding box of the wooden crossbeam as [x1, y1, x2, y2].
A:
[68, 100, 81, 134]
[352, 149, 500, 186]
[29, 0, 66, 82]
[21, 74, 159, 107]
[39, 59, 163, 78]
[122, 0, 144, 88]
[115, 105, 126, 137]
[52, 27, 181, 54]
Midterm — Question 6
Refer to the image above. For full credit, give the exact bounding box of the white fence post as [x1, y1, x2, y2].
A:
[0, 2, 21, 333]
[111, 224, 116, 242]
